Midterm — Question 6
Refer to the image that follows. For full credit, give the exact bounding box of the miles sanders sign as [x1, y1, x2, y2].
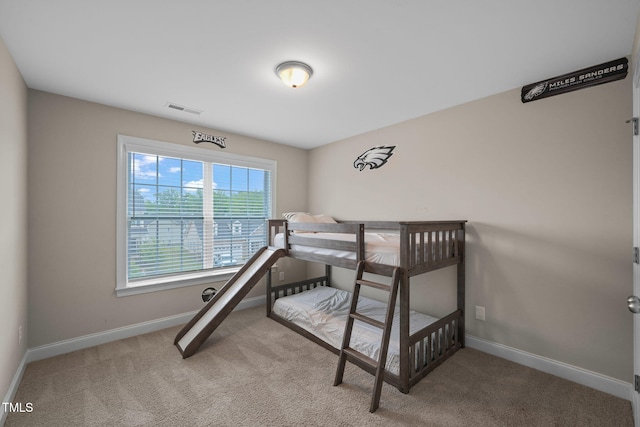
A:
[521, 57, 627, 103]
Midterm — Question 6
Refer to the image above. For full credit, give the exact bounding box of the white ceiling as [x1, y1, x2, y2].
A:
[1, 1, 639, 149]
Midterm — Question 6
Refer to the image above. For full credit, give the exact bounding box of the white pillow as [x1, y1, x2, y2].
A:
[282, 212, 311, 221]
[312, 214, 337, 224]
[282, 212, 337, 233]
[284, 212, 315, 233]
[284, 212, 315, 223]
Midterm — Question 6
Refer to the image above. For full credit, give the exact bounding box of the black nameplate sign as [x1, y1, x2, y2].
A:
[521, 57, 628, 103]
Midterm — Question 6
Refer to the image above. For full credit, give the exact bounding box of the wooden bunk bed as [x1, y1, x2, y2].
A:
[266, 217, 467, 394]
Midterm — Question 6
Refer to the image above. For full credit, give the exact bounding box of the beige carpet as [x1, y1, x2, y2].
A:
[6, 306, 633, 426]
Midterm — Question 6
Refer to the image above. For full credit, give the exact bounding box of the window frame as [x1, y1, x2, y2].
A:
[116, 134, 276, 297]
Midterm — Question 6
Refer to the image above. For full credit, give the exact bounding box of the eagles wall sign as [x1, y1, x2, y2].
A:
[354, 146, 396, 171]
[192, 131, 227, 148]
[521, 57, 628, 103]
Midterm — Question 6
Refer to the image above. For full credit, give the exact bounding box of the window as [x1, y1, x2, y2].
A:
[116, 135, 275, 296]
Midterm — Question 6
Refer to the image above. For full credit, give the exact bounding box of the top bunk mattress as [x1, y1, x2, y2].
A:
[272, 286, 439, 376]
[273, 231, 401, 266]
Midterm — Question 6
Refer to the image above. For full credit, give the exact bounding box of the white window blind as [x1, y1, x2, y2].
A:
[116, 135, 275, 295]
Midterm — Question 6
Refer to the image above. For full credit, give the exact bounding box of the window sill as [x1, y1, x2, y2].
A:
[115, 268, 240, 297]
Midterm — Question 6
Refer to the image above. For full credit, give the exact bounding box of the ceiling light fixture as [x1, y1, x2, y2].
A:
[275, 61, 313, 88]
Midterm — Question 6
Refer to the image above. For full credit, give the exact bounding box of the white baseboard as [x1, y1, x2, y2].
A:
[465, 335, 633, 401]
[1, 351, 28, 427]
[27, 295, 265, 363]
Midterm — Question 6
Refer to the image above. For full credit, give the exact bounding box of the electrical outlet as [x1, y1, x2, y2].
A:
[279, 271, 285, 281]
[18, 326, 23, 345]
[475, 306, 486, 321]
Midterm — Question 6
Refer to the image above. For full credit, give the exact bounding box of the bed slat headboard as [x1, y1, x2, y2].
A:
[400, 221, 466, 275]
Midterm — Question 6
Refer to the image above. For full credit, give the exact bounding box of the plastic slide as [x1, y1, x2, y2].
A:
[174, 246, 285, 358]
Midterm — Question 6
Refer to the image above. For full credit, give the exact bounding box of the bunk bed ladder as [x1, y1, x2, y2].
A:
[333, 261, 400, 413]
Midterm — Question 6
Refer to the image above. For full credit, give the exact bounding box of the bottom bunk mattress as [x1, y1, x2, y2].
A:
[271, 286, 439, 376]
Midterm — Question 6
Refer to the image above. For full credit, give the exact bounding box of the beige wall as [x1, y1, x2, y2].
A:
[308, 77, 633, 381]
[0, 38, 28, 400]
[27, 90, 308, 347]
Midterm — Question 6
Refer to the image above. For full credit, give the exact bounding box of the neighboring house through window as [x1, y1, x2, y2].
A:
[116, 135, 275, 296]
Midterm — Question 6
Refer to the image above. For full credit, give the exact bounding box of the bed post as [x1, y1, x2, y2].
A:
[356, 223, 365, 264]
[266, 218, 282, 318]
[267, 264, 273, 317]
[266, 220, 273, 317]
[457, 222, 466, 348]
[399, 223, 410, 394]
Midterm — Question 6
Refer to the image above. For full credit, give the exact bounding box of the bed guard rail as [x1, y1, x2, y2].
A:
[268, 219, 365, 269]
[267, 219, 466, 275]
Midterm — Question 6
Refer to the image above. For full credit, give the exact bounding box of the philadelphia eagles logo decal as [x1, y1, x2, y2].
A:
[353, 145, 396, 171]
[523, 82, 548, 101]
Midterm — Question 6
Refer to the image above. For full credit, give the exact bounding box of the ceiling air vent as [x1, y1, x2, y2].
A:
[165, 102, 203, 115]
